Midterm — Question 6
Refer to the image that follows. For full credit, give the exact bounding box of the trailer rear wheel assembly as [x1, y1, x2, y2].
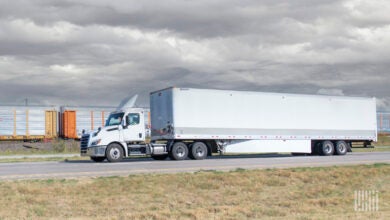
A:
[335, 141, 348, 155]
[319, 140, 335, 156]
[169, 142, 188, 160]
[106, 143, 124, 162]
[189, 142, 208, 160]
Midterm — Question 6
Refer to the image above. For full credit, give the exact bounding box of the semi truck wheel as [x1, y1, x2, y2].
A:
[319, 141, 334, 156]
[90, 156, 105, 162]
[151, 154, 168, 160]
[189, 142, 208, 160]
[335, 141, 348, 155]
[106, 143, 124, 162]
[169, 142, 188, 160]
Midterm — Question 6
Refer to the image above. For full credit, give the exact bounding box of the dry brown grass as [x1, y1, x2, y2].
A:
[375, 134, 390, 146]
[0, 164, 389, 219]
[0, 139, 79, 155]
[0, 156, 86, 163]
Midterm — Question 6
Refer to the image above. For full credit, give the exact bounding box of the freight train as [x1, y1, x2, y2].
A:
[0, 106, 58, 140]
[0, 105, 119, 140]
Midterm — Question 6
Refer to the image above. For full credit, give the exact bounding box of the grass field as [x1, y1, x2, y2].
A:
[375, 134, 390, 146]
[0, 139, 80, 155]
[352, 146, 390, 152]
[0, 164, 388, 219]
[0, 156, 87, 163]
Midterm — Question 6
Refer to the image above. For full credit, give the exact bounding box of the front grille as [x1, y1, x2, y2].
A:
[80, 134, 90, 154]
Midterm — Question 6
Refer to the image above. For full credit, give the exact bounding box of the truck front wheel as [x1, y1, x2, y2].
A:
[169, 142, 188, 160]
[106, 143, 124, 162]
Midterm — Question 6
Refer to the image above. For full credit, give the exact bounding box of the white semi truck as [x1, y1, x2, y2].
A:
[80, 87, 377, 162]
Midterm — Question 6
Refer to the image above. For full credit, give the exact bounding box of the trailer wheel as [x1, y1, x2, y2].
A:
[189, 142, 208, 160]
[319, 141, 334, 156]
[90, 156, 105, 162]
[169, 142, 188, 160]
[335, 141, 348, 155]
[106, 143, 124, 162]
[151, 154, 168, 160]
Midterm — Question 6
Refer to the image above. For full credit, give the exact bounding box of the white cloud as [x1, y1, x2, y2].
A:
[50, 64, 87, 75]
[344, 0, 390, 24]
[0, 18, 79, 43]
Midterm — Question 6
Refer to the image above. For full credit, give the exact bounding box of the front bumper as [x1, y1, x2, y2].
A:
[81, 145, 107, 157]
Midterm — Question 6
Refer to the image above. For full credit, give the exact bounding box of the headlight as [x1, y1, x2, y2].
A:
[91, 139, 101, 146]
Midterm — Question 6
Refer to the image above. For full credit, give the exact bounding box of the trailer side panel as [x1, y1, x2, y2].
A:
[151, 88, 377, 141]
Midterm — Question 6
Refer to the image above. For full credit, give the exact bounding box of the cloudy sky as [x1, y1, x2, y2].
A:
[0, 0, 389, 110]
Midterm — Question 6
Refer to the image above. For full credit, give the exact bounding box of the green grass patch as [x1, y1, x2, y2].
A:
[0, 164, 388, 219]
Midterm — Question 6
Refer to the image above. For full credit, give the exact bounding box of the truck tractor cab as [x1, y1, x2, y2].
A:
[80, 108, 147, 162]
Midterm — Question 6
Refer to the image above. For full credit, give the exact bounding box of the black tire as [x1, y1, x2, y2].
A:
[335, 141, 348, 155]
[106, 143, 124, 162]
[151, 154, 168, 160]
[169, 142, 188, 160]
[189, 142, 208, 160]
[319, 140, 335, 156]
[90, 156, 106, 162]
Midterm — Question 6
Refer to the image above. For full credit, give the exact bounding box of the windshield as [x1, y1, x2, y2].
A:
[105, 112, 124, 126]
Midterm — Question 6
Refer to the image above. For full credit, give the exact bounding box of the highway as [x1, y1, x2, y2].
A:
[0, 152, 389, 181]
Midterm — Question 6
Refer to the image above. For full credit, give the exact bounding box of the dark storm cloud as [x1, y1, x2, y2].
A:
[0, 0, 343, 38]
[0, 0, 389, 110]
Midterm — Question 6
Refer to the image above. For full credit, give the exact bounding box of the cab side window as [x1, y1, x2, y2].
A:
[126, 113, 140, 126]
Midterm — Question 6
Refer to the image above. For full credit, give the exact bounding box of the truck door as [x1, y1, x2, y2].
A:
[122, 112, 145, 142]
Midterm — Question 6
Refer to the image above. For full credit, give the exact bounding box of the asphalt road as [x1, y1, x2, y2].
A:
[0, 152, 389, 181]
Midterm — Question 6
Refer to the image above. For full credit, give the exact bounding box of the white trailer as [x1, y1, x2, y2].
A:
[81, 87, 377, 162]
